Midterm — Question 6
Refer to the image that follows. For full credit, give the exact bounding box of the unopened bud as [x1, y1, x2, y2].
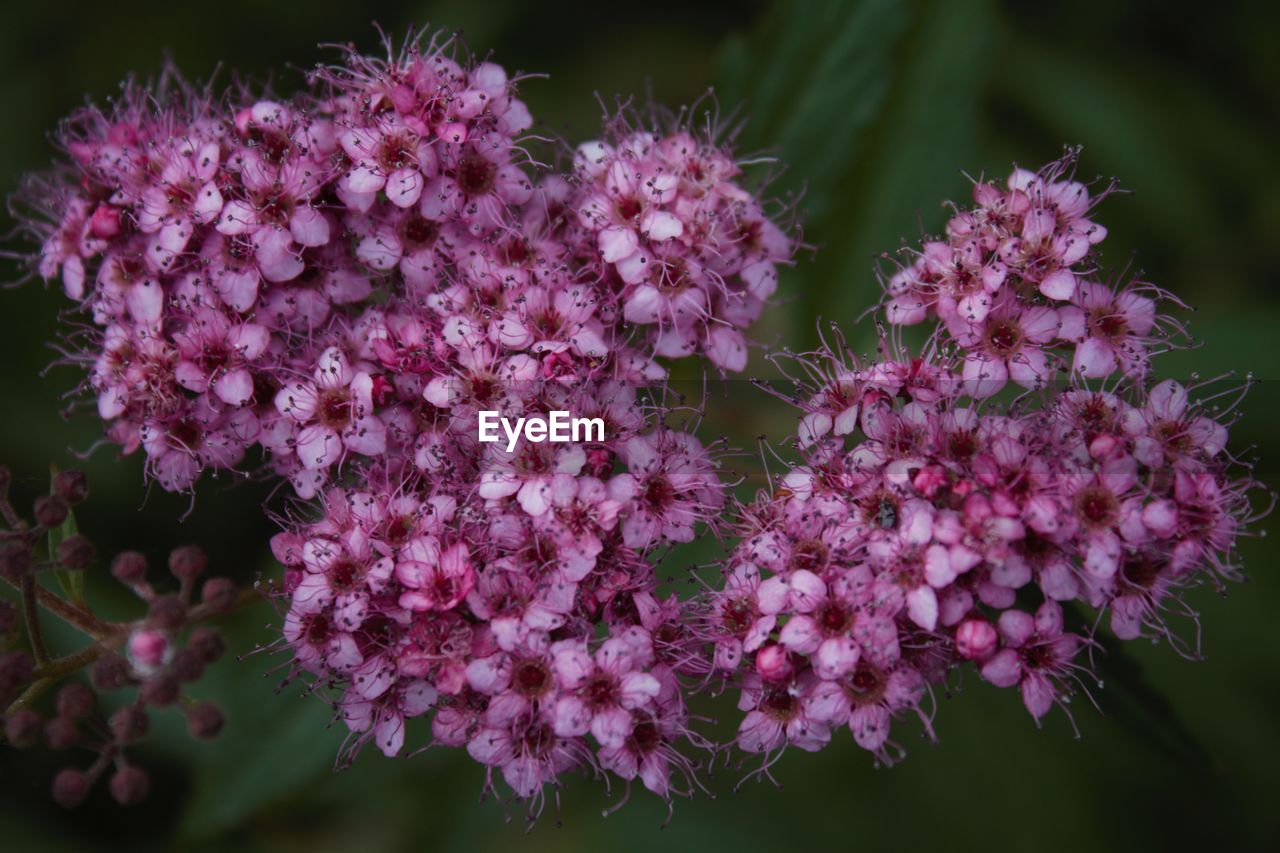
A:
[147, 594, 187, 631]
[4, 708, 42, 748]
[56, 534, 95, 571]
[0, 651, 33, 700]
[90, 653, 130, 691]
[168, 545, 208, 580]
[0, 541, 32, 580]
[33, 494, 69, 528]
[169, 647, 205, 683]
[187, 627, 225, 664]
[127, 628, 171, 673]
[140, 673, 179, 707]
[56, 683, 95, 719]
[956, 618, 999, 660]
[109, 705, 150, 744]
[51, 470, 89, 505]
[109, 766, 149, 806]
[51, 768, 89, 808]
[200, 577, 238, 613]
[110, 551, 148, 586]
[184, 702, 224, 740]
[44, 715, 79, 749]
[755, 644, 793, 682]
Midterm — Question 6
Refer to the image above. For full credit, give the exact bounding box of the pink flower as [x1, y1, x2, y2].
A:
[550, 630, 661, 748]
[735, 670, 830, 754]
[979, 601, 1082, 721]
[135, 137, 224, 267]
[1060, 281, 1158, 378]
[396, 542, 475, 612]
[171, 307, 270, 406]
[274, 347, 387, 469]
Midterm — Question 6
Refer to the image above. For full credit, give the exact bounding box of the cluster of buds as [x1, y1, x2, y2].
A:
[703, 154, 1264, 769]
[14, 30, 796, 819]
[0, 465, 238, 807]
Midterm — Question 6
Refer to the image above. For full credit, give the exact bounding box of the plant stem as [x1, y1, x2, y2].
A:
[5, 638, 124, 715]
[20, 575, 50, 667]
[0, 574, 112, 638]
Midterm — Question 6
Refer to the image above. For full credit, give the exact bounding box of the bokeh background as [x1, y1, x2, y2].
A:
[1, 1, 1278, 850]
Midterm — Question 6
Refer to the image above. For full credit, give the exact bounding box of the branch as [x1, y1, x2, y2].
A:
[20, 575, 50, 666]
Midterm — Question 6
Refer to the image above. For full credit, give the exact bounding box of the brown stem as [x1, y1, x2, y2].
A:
[20, 575, 50, 667]
[5, 637, 125, 716]
[1, 575, 112, 638]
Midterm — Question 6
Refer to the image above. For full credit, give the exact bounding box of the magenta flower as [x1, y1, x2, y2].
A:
[550, 630, 661, 748]
[274, 347, 387, 470]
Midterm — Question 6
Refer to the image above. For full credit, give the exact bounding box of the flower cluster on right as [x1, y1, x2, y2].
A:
[706, 154, 1262, 766]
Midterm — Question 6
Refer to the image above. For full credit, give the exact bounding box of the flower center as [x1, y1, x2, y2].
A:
[318, 388, 352, 428]
[984, 319, 1022, 354]
[512, 658, 552, 698]
[400, 212, 439, 248]
[1074, 485, 1118, 527]
[457, 151, 496, 195]
[583, 673, 617, 707]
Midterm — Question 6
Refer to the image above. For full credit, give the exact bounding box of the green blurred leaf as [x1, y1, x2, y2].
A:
[718, 0, 910, 221]
[46, 465, 84, 605]
[178, 601, 345, 841]
[719, 0, 997, 346]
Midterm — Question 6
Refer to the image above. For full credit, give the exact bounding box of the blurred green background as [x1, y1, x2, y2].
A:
[1, 0, 1278, 850]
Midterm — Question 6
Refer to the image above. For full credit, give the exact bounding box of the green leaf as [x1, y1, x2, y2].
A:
[46, 465, 85, 605]
[177, 599, 346, 841]
[717, 0, 997, 348]
[717, 0, 911, 221]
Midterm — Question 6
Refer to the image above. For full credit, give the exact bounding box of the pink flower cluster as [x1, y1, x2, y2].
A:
[17, 28, 1263, 817]
[883, 156, 1179, 396]
[25, 35, 789, 496]
[18, 32, 794, 815]
[705, 155, 1260, 768]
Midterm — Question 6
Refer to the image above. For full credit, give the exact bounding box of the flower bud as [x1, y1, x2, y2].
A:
[89, 203, 122, 239]
[127, 628, 171, 673]
[0, 541, 32, 580]
[754, 644, 793, 682]
[110, 551, 148, 585]
[33, 493, 69, 528]
[109, 766, 149, 806]
[44, 715, 79, 749]
[140, 673, 179, 707]
[168, 647, 205, 683]
[168, 544, 208, 580]
[56, 534, 95, 571]
[90, 653, 130, 691]
[956, 618, 999, 660]
[0, 651, 34, 702]
[187, 627, 226, 664]
[109, 705, 150, 744]
[51, 469, 89, 505]
[200, 577, 238, 613]
[51, 768, 89, 808]
[4, 708, 43, 748]
[147, 594, 187, 630]
[184, 702, 225, 740]
[56, 682, 95, 719]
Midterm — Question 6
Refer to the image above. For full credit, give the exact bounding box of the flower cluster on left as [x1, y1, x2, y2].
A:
[12, 30, 797, 819]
